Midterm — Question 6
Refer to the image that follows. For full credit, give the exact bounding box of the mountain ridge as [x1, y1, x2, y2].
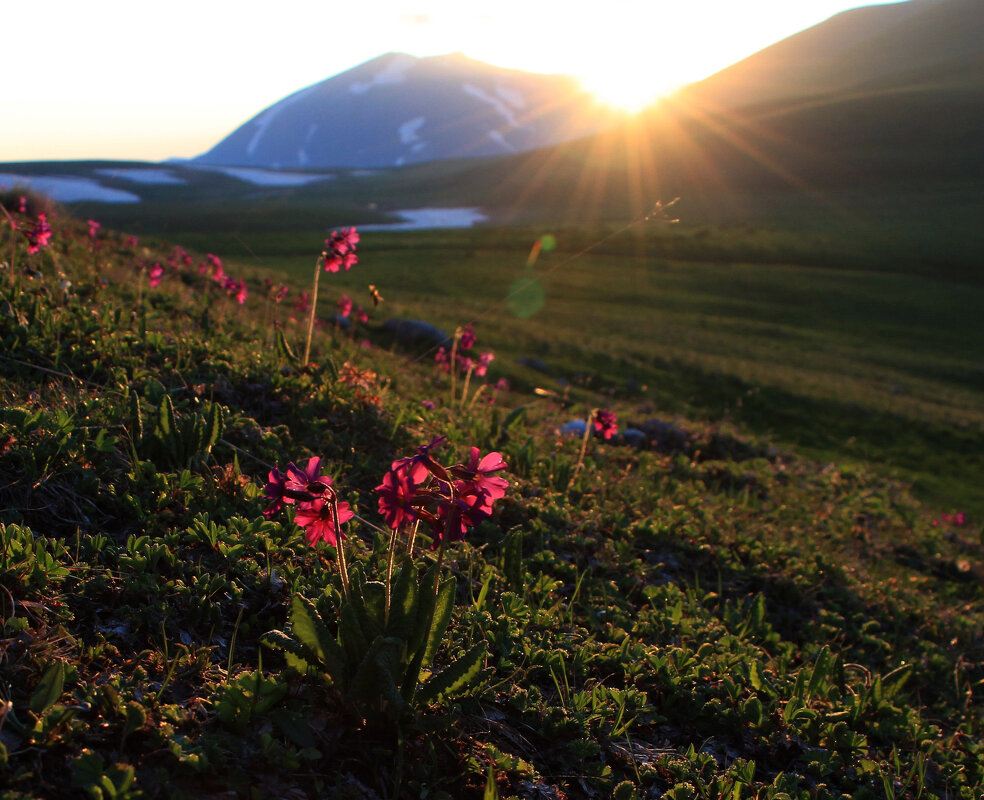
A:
[196, 52, 620, 169]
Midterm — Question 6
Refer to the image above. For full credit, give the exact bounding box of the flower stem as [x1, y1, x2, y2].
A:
[449, 329, 460, 408]
[326, 488, 350, 601]
[569, 408, 596, 493]
[302, 254, 324, 366]
[384, 525, 398, 624]
[459, 364, 474, 413]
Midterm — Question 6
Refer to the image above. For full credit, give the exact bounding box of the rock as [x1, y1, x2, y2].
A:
[621, 428, 647, 448]
[639, 418, 693, 454]
[559, 419, 587, 437]
[517, 356, 551, 374]
[381, 318, 449, 346]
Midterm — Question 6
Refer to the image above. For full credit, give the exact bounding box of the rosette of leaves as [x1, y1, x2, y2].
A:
[262, 556, 486, 719]
[128, 391, 224, 471]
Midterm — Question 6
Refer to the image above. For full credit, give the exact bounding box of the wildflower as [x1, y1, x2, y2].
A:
[375, 458, 429, 531]
[592, 409, 618, 440]
[459, 324, 476, 351]
[323, 227, 359, 272]
[451, 448, 509, 515]
[354, 306, 369, 324]
[284, 456, 331, 499]
[494, 377, 510, 393]
[148, 263, 164, 288]
[475, 351, 495, 377]
[125, 235, 139, 248]
[294, 496, 354, 547]
[274, 284, 289, 303]
[87, 219, 101, 238]
[435, 347, 450, 373]
[337, 294, 352, 317]
[18, 196, 27, 213]
[23, 213, 53, 254]
[326, 226, 359, 255]
[422, 400, 436, 410]
[262, 467, 289, 518]
[458, 355, 474, 374]
[293, 290, 311, 314]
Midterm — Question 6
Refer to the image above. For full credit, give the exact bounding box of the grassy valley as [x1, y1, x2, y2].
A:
[0, 195, 981, 799]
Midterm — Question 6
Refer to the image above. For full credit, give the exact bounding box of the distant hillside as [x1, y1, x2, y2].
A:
[196, 52, 619, 169]
[680, 0, 984, 110]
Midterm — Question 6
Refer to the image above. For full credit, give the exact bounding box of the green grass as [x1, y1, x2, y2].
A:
[1, 206, 982, 799]
[135, 219, 983, 520]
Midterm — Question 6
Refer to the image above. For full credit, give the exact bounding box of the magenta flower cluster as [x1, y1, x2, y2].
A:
[324, 227, 359, 273]
[22, 212, 53, 254]
[262, 457, 354, 547]
[374, 437, 508, 547]
[592, 409, 618, 440]
[435, 324, 495, 377]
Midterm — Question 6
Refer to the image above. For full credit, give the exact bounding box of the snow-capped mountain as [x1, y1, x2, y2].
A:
[196, 53, 617, 169]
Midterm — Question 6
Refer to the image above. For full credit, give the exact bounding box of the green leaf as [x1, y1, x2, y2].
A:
[339, 601, 370, 666]
[501, 531, 524, 592]
[158, 394, 176, 438]
[484, 763, 500, 800]
[288, 596, 347, 681]
[501, 405, 526, 434]
[348, 636, 407, 715]
[386, 556, 420, 640]
[807, 645, 832, 701]
[276, 328, 298, 364]
[30, 661, 65, 715]
[204, 403, 223, 452]
[422, 577, 457, 669]
[418, 642, 487, 704]
[127, 391, 143, 444]
[122, 702, 146, 741]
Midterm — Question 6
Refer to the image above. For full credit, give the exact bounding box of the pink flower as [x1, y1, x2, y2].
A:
[337, 294, 352, 317]
[294, 496, 354, 547]
[494, 378, 510, 393]
[284, 457, 332, 499]
[293, 290, 311, 314]
[451, 448, 509, 515]
[375, 459, 429, 531]
[435, 347, 450, 373]
[326, 227, 359, 255]
[148, 263, 164, 288]
[18, 196, 27, 213]
[592, 409, 618, 441]
[274, 285, 289, 303]
[87, 219, 101, 238]
[475, 351, 494, 377]
[125, 235, 139, 248]
[421, 400, 436, 410]
[354, 306, 369, 324]
[23, 213, 53, 254]
[459, 324, 476, 351]
[262, 467, 289, 518]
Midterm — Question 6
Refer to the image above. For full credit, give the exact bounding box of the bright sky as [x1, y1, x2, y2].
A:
[2, 0, 905, 163]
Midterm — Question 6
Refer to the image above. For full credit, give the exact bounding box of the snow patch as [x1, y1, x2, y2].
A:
[187, 165, 335, 186]
[245, 84, 319, 157]
[359, 207, 487, 231]
[487, 131, 516, 153]
[495, 85, 526, 109]
[399, 116, 426, 145]
[349, 55, 415, 95]
[95, 168, 185, 185]
[462, 83, 521, 128]
[0, 173, 140, 203]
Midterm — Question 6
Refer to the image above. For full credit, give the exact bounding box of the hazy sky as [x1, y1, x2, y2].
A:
[2, 0, 905, 163]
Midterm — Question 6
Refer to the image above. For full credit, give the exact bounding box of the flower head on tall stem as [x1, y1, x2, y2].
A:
[592, 409, 618, 441]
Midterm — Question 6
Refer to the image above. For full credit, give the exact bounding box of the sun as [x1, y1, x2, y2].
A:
[578, 72, 683, 113]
